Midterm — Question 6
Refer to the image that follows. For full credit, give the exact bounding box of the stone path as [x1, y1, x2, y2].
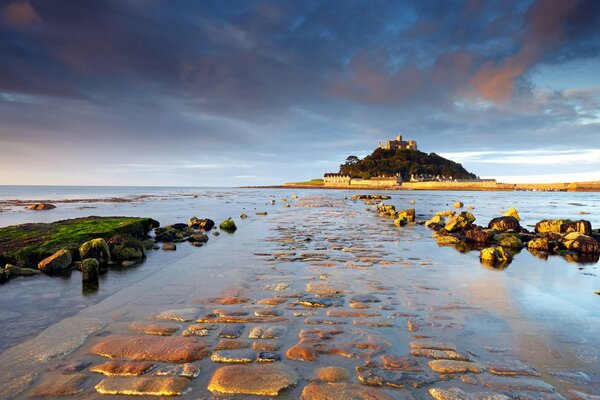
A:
[23, 196, 598, 398]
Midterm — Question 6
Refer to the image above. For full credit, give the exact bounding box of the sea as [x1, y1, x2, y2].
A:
[0, 185, 598, 398]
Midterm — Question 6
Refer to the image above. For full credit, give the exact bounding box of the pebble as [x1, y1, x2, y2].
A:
[207, 364, 298, 396]
[410, 340, 457, 351]
[161, 243, 176, 251]
[475, 375, 556, 392]
[350, 294, 381, 303]
[182, 323, 216, 337]
[252, 340, 281, 351]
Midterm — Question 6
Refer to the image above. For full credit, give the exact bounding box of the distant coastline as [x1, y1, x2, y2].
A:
[245, 180, 600, 192]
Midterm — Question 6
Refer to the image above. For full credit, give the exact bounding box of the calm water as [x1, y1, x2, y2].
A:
[0, 186, 598, 398]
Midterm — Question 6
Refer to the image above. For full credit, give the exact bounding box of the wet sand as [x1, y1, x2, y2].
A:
[0, 192, 598, 398]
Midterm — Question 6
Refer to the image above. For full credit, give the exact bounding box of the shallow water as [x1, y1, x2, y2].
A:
[0, 187, 599, 398]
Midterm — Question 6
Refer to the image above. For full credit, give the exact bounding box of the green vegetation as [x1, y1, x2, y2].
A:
[339, 149, 477, 181]
[285, 179, 324, 186]
[0, 217, 159, 267]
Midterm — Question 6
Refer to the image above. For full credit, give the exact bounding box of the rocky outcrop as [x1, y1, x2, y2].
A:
[38, 249, 72, 273]
[535, 219, 591, 236]
[562, 232, 600, 254]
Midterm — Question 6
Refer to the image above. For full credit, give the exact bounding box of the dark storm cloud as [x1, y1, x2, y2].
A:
[0, 0, 599, 185]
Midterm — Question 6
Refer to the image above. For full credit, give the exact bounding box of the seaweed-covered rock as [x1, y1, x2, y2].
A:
[220, 219, 237, 233]
[494, 233, 523, 248]
[527, 237, 549, 251]
[535, 219, 591, 236]
[154, 226, 192, 242]
[107, 235, 146, 261]
[38, 249, 72, 273]
[188, 217, 215, 231]
[562, 232, 600, 254]
[79, 238, 111, 264]
[81, 258, 99, 281]
[445, 212, 475, 233]
[5, 264, 41, 277]
[480, 246, 512, 262]
[488, 216, 521, 232]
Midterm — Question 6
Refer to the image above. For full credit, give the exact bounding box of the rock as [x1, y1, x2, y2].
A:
[248, 325, 287, 339]
[253, 341, 280, 351]
[303, 382, 401, 400]
[46, 361, 90, 373]
[218, 324, 245, 338]
[95, 376, 190, 396]
[89, 335, 209, 362]
[410, 341, 456, 351]
[38, 248, 72, 273]
[90, 360, 156, 376]
[258, 351, 281, 362]
[480, 246, 512, 263]
[4, 264, 41, 277]
[436, 235, 461, 245]
[409, 348, 470, 361]
[188, 232, 209, 243]
[155, 307, 198, 322]
[81, 258, 99, 281]
[380, 355, 422, 371]
[256, 211, 268, 215]
[453, 202, 464, 208]
[445, 212, 476, 232]
[528, 237, 549, 251]
[356, 362, 436, 388]
[79, 238, 111, 264]
[182, 324, 215, 336]
[562, 232, 600, 254]
[211, 349, 256, 363]
[535, 219, 592, 236]
[428, 360, 483, 373]
[107, 234, 146, 261]
[549, 371, 591, 384]
[154, 226, 185, 242]
[350, 294, 381, 303]
[215, 339, 250, 350]
[26, 203, 56, 210]
[397, 208, 416, 223]
[488, 216, 521, 232]
[208, 364, 298, 396]
[128, 321, 180, 336]
[464, 227, 494, 243]
[567, 390, 600, 399]
[155, 363, 200, 378]
[426, 215, 445, 229]
[313, 366, 351, 382]
[162, 242, 176, 251]
[240, 213, 248, 218]
[30, 374, 87, 396]
[429, 387, 510, 400]
[436, 210, 456, 217]
[475, 375, 556, 393]
[504, 207, 521, 221]
[188, 217, 214, 230]
[487, 360, 540, 376]
[494, 233, 523, 248]
[220, 218, 237, 232]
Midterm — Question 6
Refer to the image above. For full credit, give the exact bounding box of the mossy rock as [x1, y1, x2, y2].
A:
[0, 217, 158, 268]
[79, 238, 111, 264]
[396, 208, 415, 223]
[444, 212, 475, 232]
[528, 237, 549, 251]
[480, 246, 512, 262]
[494, 233, 523, 249]
[220, 219, 237, 232]
[107, 234, 146, 261]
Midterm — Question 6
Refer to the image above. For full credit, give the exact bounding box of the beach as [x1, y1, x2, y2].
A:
[0, 186, 598, 398]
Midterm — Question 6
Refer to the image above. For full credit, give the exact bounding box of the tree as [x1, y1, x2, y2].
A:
[345, 155, 360, 165]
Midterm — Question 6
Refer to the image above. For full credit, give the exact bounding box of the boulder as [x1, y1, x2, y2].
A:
[81, 258, 99, 282]
[25, 203, 56, 210]
[436, 235, 461, 245]
[464, 226, 493, 243]
[444, 212, 475, 233]
[396, 208, 415, 223]
[452, 201, 463, 208]
[494, 233, 523, 249]
[154, 227, 184, 242]
[220, 219, 237, 232]
[563, 232, 600, 254]
[4, 264, 41, 278]
[188, 217, 215, 231]
[488, 216, 521, 232]
[527, 237, 549, 251]
[107, 234, 145, 261]
[79, 238, 110, 264]
[377, 204, 396, 217]
[480, 246, 512, 262]
[393, 217, 408, 227]
[188, 233, 209, 243]
[535, 219, 591, 236]
[504, 207, 521, 221]
[38, 249, 72, 273]
[240, 213, 248, 219]
[425, 215, 444, 229]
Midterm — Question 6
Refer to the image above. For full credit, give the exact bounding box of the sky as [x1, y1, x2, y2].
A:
[1, 0, 599, 186]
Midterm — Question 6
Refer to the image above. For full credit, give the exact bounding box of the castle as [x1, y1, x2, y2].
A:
[378, 134, 417, 151]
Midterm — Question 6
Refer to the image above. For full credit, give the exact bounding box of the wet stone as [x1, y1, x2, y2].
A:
[90, 335, 209, 362]
[410, 340, 457, 351]
[350, 294, 381, 303]
[257, 351, 281, 362]
[352, 318, 393, 327]
[327, 309, 381, 318]
[46, 361, 91, 373]
[215, 339, 249, 350]
[306, 282, 347, 293]
[248, 325, 287, 339]
[258, 298, 287, 305]
[217, 296, 251, 305]
[90, 360, 156, 376]
[213, 308, 249, 317]
[305, 317, 347, 325]
[488, 360, 540, 376]
[255, 308, 284, 317]
[356, 362, 436, 389]
[429, 387, 511, 400]
[252, 340, 281, 351]
[30, 374, 87, 396]
[219, 323, 245, 338]
[155, 363, 200, 378]
[297, 297, 343, 308]
[128, 321, 180, 336]
[549, 371, 591, 384]
[476, 375, 556, 392]
[312, 366, 351, 382]
[410, 348, 471, 361]
[95, 376, 191, 396]
[568, 390, 600, 400]
[154, 308, 198, 322]
[211, 349, 256, 363]
[208, 364, 298, 396]
[380, 355, 423, 372]
[182, 323, 216, 337]
[428, 360, 484, 373]
[350, 302, 371, 309]
[301, 382, 401, 400]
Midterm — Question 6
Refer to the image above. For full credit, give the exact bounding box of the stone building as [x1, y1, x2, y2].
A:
[323, 173, 351, 185]
[378, 134, 417, 151]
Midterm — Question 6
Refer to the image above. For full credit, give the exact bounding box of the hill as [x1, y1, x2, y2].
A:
[339, 148, 477, 181]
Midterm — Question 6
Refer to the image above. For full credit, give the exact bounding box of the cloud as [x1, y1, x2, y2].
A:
[2, 1, 41, 28]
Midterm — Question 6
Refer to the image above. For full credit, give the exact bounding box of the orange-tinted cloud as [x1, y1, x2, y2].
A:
[2, 0, 41, 28]
[470, 0, 578, 103]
